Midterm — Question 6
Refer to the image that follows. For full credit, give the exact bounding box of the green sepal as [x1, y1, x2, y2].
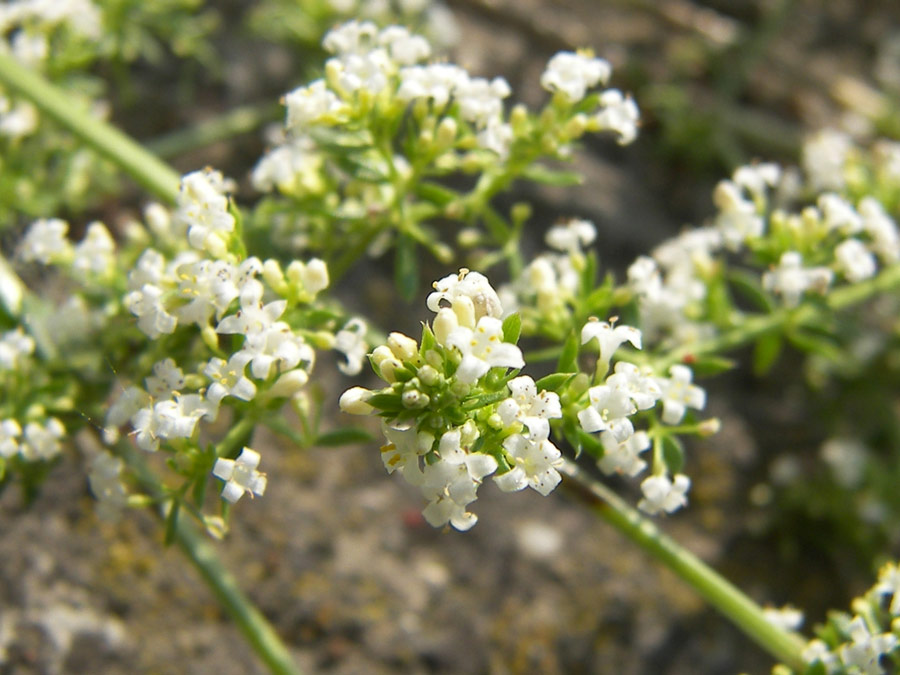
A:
[366, 392, 404, 413]
[557, 330, 579, 373]
[661, 434, 685, 474]
[314, 427, 374, 447]
[419, 322, 437, 356]
[575, 428, 603, 459]
[753, 332, 783, 376]
[502, 312, 522, 345]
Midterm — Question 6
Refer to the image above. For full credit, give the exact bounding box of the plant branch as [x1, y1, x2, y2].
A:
[559, 458, 806, 670]
[0, 51, 180, 203]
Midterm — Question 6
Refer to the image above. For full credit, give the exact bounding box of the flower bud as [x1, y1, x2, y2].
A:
[417, 364, 439, 386]
[388, 332, 419, 362]
[301, 258, 329, 294]
[339, 386, 374, 415]
[452, 295, 476, 328]
[371, 345, 400, 382]
[436, 117, 458, 147]
[402, 389, 430, 409]
[269, 369, 310, 398]
[262, 259, 288, 295]
[697, 417, 722, 437]
[433, 307, 459, 345]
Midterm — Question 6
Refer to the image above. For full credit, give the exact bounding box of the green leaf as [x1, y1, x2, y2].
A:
[416, 181, 458, 206]
[163, 498, 181, 547]
[576, 429, 603, 459]
[683, 355, 736, 377]
[502, 312, 522, 344]
[420, 322, 436, 355]
[367, 392, 404, 412]
[521, 164, 583, 186]
[557, 331, 579, 373]
[394, 233, 418, 302]
[315, 427, 375, 447]
[786, 330, 843, 363]
[661, 435, 685, 474]
[535, 372, 575, 392]
[753, 332, 783, 376]
[580, 251, 598, 298]
[728, 269, 774, 312]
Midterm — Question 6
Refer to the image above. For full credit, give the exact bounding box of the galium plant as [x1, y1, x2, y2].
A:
[1, 11, 900, 675]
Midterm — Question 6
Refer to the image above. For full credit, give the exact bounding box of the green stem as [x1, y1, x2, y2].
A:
[0, 51, 180, 203]
[147, 102, 283, 159]
[559, 459, 806, 670]
[117, 440, 301, 675]
[654, 263, 900, 372]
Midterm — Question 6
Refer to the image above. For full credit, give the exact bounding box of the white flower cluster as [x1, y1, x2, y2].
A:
[344, 270, 569, 531]
[578, 320, 705, 515]
[802, 562, 900, 674]
[0, 326, 66, 464]
[540, 50, 639, 144]
[499, 219, 593, 319]
[0, 0, 102, 139]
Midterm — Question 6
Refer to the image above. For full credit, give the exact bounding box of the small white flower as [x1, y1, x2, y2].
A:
[446, 316, 524, 385]
[427, 269, 503, 325]
[334, 318, 368, 375]
[545, 219, 596, 256]
[397, 63, 467, 106]
[577, 384, 636, 437]
[762, 605, 804, 632]
[802, 639, 838, 670]
[607, 361, 663, 412]
[598, 430, 650, 477]
[581, 319, 642, 367]
[0, 419, 22, 459]
[145, 358, 186, 400]
[540, 51, 610, 103]
[213, 447, 267, 503]
[840, 615, 898, 674]
[859, 197, 900, 263]
[762, 251, 834, 307]
[803, 129, 850, 192]
[20, 418, 65, 461]
[454, 76, 510, 128]
[322, 20, 379, 56]
[819, 193, 863, 234]
[175, 169, 235, 254]
[0, 327, 35, 371]
[72, 221, 115, 280]
[216, 281, 287, 336]
[714, 180, 764, 250]
[285, 80, 346, 130]
[124, 283, 178, 338]
[378, 25, 431, 65]
[495, 434, 563, 496]
[835, 238, 877, 282]
[380, 421, 433, 483]
[204, 353, 257, 404]
[20, 218, 71, 264]
[638, 473, 691, 515]
[339, 386, 374, 415]
[497, 375, 562, 440]
[656, 365, 706, 424]
[175, 259, 239, 326]
[594, 89, 640, 145]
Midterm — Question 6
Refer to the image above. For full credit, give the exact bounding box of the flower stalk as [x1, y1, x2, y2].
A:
[559, 458, 807, 671]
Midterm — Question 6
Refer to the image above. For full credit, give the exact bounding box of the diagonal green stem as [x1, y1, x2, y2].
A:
[0, 51, 180, 203]
[559, 459, 806, 670]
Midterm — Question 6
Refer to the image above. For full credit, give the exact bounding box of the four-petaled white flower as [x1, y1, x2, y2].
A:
[446, 316, 524, 384]
[20, 218, 71, 264]
[638, 473, 691, 515]
[204, 353, 257, 405]
[540, 51, 610, 103]
[581, 319, 642, 367]
[598, 429, 650, 477]
[497, 375, 562, 440]
[835, 238, 877, 283]
[213, 447, 268, 503]
[840, 616, 898, 675]
[495, 434, 563, 496]
[334, 318, 368, 375]
[762, 251, 833, 308]
[656, 365, 706, 424]
[545, 219, 597, 256]
[594, 89, 640, 145]
[0, 327, 35, 371]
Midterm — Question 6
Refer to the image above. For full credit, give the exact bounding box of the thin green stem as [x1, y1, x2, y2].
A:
[559, 459, 806, 670]
[147, 102, 283, 159]
[0, 51, 180, 203]
[117, 440, 301, 675]
[653, 263, 900, 372]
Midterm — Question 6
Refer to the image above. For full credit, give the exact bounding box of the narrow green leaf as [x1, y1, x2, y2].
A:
[420, 322, 436, 355]
[367, 392, 404, 412]
[395, 233, 418, 302]
[416, 181, 458, 206]
[535, 372, 575, 392]
[661, 435, 685, 474]
[753, 332, 783, 376]
[684, 355, 736, 377]
[502, 312, 522, 344]
[728, 269, 774, 312]
[163, 499, 181, 547]
[315, 427, 375, 447]
[521, 164, 583, 186]
[786, 330, 843, 363]
[557, 331, 579, 373]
